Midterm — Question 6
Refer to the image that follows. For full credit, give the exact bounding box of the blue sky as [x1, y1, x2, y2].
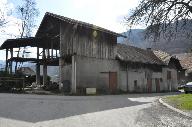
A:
[0, 0, 140, 60]
[9, 0, 140, 33]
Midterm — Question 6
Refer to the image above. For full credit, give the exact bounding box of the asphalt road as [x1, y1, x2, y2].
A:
[0, 93, 191, 127]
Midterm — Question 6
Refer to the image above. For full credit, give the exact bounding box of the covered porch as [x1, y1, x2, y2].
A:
[0, 37, 60, 87]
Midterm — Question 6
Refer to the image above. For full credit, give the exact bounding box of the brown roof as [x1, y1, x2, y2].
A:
[175, 53, 192, 72]
[39, 12, 126, 38]
[152, 50, 171, 64]
[116, 44, 165, 65]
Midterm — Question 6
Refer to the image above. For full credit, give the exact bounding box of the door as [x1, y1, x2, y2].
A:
[147, 78, 152, 93]
[155, 78, 160, 92]
[109, 72, 117, 93]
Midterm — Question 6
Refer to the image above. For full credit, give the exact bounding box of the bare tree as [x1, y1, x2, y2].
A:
[15, 0, 39, 71]
[0, 9, 7, 27]
[0, 1, 11, 28]
[126, 0, 192, 39]
[17, 0, 39, 38]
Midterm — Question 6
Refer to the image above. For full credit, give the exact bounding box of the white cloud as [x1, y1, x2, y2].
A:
[71, 0, 140, 32]
[0, 0, 21, 60]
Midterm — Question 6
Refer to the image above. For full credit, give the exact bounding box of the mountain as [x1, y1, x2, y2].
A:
[118, 29, 145, 49]
[118, 20, 192, 54]
[0, 60, 5, 70]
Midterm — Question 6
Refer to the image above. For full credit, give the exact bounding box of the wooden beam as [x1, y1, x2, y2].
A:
[10, 48, 13, 74]
[5, 49, 8, 72]
[43, 64, 47, 86]
[36, 47, 40, 85]
[56, 50, 58, 58]
[42, 48, 47, 87]
[51, 41, 53, 59]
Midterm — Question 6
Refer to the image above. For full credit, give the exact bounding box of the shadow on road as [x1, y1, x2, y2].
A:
[0, 92, 179, 122]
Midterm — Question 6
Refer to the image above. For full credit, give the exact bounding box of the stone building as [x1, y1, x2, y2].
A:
[1, 12, 180, 94]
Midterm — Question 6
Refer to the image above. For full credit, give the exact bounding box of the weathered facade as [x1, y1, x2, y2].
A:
[117, 44, 178, 93]
[1, 12, 180, 94]
[36, 12, 179, 94]
[153, 50, 186, 84]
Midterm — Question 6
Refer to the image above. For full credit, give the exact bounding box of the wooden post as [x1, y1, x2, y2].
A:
[10, 48, 13, 74]
[51, 41, 53, 59]
[23, 78, 25, 91]
[47, 49, 50, 58]
[5, 49, 8, 72]
[56, 50, 58, 58]
[43, 64, 47, 86]
[42, 48, 47, 87]
[36, 47, 40, 85]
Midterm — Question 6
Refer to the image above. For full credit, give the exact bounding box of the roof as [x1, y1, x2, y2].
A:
[153, 50, 183, 70]
[152, 50, 171, 64]
[175, 53, 192, 73]
[0, 37, 59, 49]
[37, 12, 126, 38]
[116, 44, 165, 65]
[1, 37, 39, 49]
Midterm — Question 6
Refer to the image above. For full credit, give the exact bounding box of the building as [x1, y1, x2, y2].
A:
[153, 50, 186, 84]
[0, 12, 180, 94]
[117, 44, 178, 93]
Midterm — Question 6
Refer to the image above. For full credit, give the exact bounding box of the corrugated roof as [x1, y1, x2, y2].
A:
[44, 12, 126, 38]
[116, 44, 165, 65]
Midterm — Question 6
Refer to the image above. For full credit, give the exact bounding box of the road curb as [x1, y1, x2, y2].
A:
[159, 98, 192, 119]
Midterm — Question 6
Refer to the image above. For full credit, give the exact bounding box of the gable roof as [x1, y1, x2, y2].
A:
[116, 44, 165, 65]
[175, 53, 192, 73]
[153, 50, 183, 70]
[36, 12, 126, 38]
[152, 50, 171, 64]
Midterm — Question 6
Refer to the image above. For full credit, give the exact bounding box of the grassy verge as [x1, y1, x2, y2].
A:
[165, 94, 192, 110]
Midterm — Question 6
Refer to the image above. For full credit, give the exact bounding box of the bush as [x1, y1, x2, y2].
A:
[25, 75, 51, 85]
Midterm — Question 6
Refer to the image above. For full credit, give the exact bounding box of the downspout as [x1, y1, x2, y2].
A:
[126, 64, 129, 92]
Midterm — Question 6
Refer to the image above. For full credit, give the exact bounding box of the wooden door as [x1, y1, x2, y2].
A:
[147, 78, 152, 93]
[109, 72, 117, 94]
[155, 78, 160, 92]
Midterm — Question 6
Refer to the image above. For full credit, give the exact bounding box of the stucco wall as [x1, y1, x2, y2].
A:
[118, 66, 177, 93]
[162, 68, 178, 91]
[59, 56, 178, 93]
[75, 55, 120, 92]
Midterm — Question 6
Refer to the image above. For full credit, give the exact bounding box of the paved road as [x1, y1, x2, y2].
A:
[0, 93, 191, 127]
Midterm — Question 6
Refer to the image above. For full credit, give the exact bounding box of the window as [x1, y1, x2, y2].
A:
[134, 80, 137, 90]
[167, 71, 171, 79]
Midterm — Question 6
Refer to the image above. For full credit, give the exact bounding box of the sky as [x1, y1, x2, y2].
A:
[0, 0, 141, 60]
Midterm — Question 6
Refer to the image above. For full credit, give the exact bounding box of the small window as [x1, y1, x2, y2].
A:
[134, 80, 137, 90]
[167, 71, 171, 79]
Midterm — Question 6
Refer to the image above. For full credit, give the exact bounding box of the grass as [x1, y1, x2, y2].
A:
[165, 94, 192, 110]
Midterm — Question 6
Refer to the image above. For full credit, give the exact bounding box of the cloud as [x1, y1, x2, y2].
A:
[0, 0, 21, 60]
[71, 0, 140, 32]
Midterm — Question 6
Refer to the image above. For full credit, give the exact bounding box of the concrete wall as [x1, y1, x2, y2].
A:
[118, 66, 178, 93]
[127, 70, 146, 92]
[59, 57, 72, 91]
[59, 56, 178, 93]
[75, 55, 120, 93]
[162, 68, 178, 91]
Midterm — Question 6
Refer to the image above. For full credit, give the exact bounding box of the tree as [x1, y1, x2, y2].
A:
[17, 0, 39, 38]
[15, 0, 39, 72]
[0, 0, 11, 27]
[126, 0, 192, 39]
[0, 9, 7, 27]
